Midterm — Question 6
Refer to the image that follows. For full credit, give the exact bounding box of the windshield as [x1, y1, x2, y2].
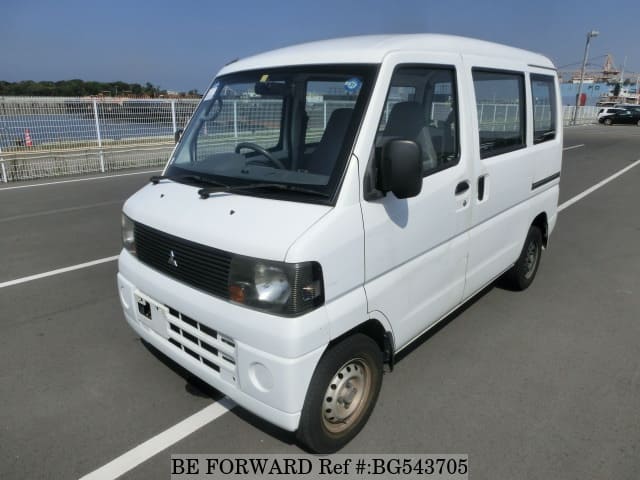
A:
[166, 65, 377, 202]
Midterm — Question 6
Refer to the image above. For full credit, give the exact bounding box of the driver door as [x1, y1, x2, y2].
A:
[359, 53, 472, 350]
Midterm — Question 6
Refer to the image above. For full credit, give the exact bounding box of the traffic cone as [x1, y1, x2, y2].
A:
[24, 129, 33, 147]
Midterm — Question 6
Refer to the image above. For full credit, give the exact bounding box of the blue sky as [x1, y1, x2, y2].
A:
[2, 0, 638, 92]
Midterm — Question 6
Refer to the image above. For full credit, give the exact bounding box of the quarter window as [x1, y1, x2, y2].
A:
[473, 70, 525, 158]
[531, 74, 557, 144]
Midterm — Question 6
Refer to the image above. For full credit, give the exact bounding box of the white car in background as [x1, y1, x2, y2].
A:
[597, 107, 627, 120]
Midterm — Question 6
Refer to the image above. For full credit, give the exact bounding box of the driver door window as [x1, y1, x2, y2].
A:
[375, 66, 459, 176]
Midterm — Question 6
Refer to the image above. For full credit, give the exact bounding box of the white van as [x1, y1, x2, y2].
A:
[118, 34, 562, 453]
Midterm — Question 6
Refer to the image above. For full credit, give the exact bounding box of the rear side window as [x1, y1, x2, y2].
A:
[531, 74, 557, 144]
[473, 70, 525, 158]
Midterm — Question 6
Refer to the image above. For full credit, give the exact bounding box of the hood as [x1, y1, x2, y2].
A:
[123, 182, 331, 261]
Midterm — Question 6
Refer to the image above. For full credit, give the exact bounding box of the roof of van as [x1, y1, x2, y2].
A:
[218, 34, 555, 75]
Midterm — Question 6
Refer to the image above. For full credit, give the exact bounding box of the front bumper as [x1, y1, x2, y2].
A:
[117, 250, 329, 432]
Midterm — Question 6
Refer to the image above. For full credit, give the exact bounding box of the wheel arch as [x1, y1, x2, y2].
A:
[531, 211, 549, 248]
[328, 318, 396, 370]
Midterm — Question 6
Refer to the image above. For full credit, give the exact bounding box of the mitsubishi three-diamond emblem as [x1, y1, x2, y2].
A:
[168, 250, 178, 267]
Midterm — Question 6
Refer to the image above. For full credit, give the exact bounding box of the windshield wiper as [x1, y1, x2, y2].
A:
[150, 174, 230, 188]
[151, 175, 328, 199]
[198, 183, 329, 199]
[150, 175, 172, 184]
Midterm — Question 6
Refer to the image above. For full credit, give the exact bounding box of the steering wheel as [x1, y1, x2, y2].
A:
[235, 142, 286, 169]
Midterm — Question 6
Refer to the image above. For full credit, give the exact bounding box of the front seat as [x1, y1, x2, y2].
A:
[381, 101, 438, 171]
[303, 108, 353, 175]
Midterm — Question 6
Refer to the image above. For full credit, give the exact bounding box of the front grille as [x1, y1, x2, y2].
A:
[166, 306, 237, 379]
[135, 222, 232, 298]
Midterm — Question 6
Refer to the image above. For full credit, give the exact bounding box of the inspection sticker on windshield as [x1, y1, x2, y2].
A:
[204, 82, 220, 101]
[344, 77, 362, 93]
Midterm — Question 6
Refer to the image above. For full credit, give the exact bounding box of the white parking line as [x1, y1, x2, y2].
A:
[0, 169, 162, 191]
[563, 144, 584, 151]
[0, 256, 119, 289]
[78, 398, 236, 480]
[558, 158, 640, 212]
[0, 200, 125, 223]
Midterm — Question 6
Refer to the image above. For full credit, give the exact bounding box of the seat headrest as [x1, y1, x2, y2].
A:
[304, 108, 353, 175]
[384, 101, 425, 138]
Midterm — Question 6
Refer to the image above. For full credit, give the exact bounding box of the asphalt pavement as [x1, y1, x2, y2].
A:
[0, 125, 638, 479]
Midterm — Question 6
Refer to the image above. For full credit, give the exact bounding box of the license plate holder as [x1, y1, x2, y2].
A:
[134, 291, 170, 339]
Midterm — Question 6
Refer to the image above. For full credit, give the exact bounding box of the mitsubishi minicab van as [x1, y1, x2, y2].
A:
[118, 34, 562, 453]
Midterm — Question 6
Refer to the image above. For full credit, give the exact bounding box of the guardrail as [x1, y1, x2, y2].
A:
[0, 97, 599, 183]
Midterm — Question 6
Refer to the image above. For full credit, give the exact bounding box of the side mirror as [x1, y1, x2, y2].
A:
[378, 139, 423, 199]
[174, 128, 184, 144]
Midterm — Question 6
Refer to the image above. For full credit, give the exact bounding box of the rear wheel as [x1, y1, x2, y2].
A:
[502, 226, 543, 291]
[604, 118, 613, 125]
[297, 334, 383, 453]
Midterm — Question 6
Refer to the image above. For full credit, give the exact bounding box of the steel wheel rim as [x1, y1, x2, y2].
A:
[321, 358, 372, 434]
[523, 239, 539, 279]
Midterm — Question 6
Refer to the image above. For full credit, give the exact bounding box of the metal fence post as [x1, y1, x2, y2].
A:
[171, 100, 177, 134]
[0, 145, 6, 183]
[92, 99, 105, 173]
[323, 101, 327, 129]
[233, 101, 238, 139]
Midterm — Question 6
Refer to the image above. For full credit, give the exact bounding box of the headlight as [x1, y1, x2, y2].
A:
[121, 213, 136, 256]
[254, 263, 291, 304]
[228, 256, 323, 316]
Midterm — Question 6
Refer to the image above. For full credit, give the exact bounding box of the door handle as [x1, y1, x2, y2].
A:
[478, 175, 486, 201]
[455, 180, 470, 195]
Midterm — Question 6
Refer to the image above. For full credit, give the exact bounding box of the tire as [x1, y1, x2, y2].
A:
[502, 226, 543, 291]
[297, 334, 383, 453]
[636, 120, 640, 127]
[604, 118, 613, 125]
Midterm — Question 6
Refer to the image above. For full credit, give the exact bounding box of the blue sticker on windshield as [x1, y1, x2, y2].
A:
[344, 78, 362, 93]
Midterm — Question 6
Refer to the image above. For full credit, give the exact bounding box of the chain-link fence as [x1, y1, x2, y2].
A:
[0, 97, 199, 182]
[0, 96, 599, 183]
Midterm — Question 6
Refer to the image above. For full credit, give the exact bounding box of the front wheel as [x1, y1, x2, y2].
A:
[604, 118, 613, 125]
[297, 334, 383, 453]
[501, 226, 543, 291]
